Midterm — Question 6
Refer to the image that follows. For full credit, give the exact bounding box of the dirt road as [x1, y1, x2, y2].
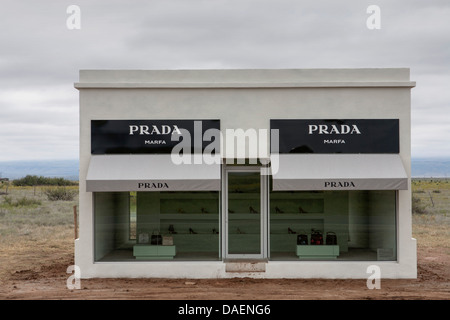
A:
[0, 247, 448, 300]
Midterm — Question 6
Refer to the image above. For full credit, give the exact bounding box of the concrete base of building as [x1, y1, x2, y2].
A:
[75, 238, 417, 279]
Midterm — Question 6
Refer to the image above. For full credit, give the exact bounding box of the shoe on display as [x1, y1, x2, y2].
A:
[275, 206, 284, 213]
[298, 206, 307, 213]
[168, 224, 177, 234]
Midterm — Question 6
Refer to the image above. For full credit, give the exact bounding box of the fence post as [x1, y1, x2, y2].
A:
[73, 205, 78, 239]
[428, 191, 435, 207]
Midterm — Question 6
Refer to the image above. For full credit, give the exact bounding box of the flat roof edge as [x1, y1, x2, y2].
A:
[74, 81, 416, 89]
[76, 68, 414, 85]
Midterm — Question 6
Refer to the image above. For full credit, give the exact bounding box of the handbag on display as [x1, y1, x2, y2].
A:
[162, 236, 173, 246]
[326, 232, 338, 245]
[297, 234, 308, 245]
[138, 232, 149, 244]
[151, 230, 162, 245]
[310, 229, 323, 245]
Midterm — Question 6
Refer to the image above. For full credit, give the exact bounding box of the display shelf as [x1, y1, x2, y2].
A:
[158, 192, 220, 215]
[270, 192, 324, 214]
[268, 192, 326, 254]
[296, 245, 340, 260]
[159, 223, 219, 235]
[133, 245, 176, 260]
[228, 214, 260, 220]
[137, 192, 221, 255]
[270, 205, 323, 214]
[160, 214, 219, 220]
[160, 204, 218, 215]
[168, 234, 219, 253]
[270, 192, 324, 199]
[270, 214, 324, 220]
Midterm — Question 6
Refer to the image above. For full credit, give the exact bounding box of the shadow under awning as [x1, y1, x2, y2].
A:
[86, 154, 221, 192]
[271, 154, 408, 191]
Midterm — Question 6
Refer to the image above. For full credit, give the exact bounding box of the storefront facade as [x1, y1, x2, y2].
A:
[75, 68, 417, 278]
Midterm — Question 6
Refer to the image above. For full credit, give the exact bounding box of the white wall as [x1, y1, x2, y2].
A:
[76, 69, 416, 278]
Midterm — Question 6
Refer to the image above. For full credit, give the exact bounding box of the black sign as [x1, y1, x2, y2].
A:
[270, 119, 399, 153]
[91, 120, 220, 154]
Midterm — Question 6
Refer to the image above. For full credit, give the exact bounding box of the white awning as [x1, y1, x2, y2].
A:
[86, 155, 221, 192]
[271, 154, 408, 191]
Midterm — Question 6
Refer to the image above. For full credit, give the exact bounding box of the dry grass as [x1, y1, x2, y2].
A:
[413, 221, 450, 249]
[0, 186, 77, 282]
[412, 178, 450, 249]
[0, 181, 449, 284]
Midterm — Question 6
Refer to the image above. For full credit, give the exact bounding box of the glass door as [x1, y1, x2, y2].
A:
[224, 167, 267, 259]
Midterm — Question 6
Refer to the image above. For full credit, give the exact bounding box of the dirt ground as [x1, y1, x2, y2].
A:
[0, 246, 448, 300]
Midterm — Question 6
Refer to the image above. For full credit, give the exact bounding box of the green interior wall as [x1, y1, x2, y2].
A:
[94, 192, 130, 261]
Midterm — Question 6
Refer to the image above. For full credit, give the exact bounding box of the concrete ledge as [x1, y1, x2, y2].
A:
[225, 260, 267, 273]
[75, 257, 417, 279]
[78, 68, 413, 83]
[74, 81, 416, 89]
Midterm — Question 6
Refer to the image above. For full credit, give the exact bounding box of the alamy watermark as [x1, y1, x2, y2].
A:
[366, 5, 381, 30]
[366, 265, 381, 289]
[66, 265, 81, 290]
[66, 5, 380, 31]
[66, 5, 81, 30]
[166, 121, 280, 174]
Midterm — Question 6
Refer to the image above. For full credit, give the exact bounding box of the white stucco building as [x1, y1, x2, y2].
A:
[75, 68, 417, 279]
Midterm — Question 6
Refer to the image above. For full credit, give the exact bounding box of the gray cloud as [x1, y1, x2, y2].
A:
[0, 0, 449, 160]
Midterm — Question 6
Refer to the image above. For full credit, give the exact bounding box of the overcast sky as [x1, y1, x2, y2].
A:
[0, 0, 449, 161]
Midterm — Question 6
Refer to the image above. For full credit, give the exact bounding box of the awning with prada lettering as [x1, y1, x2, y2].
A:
[86, 155, 221, 192]
[270, 154, 408, 191]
